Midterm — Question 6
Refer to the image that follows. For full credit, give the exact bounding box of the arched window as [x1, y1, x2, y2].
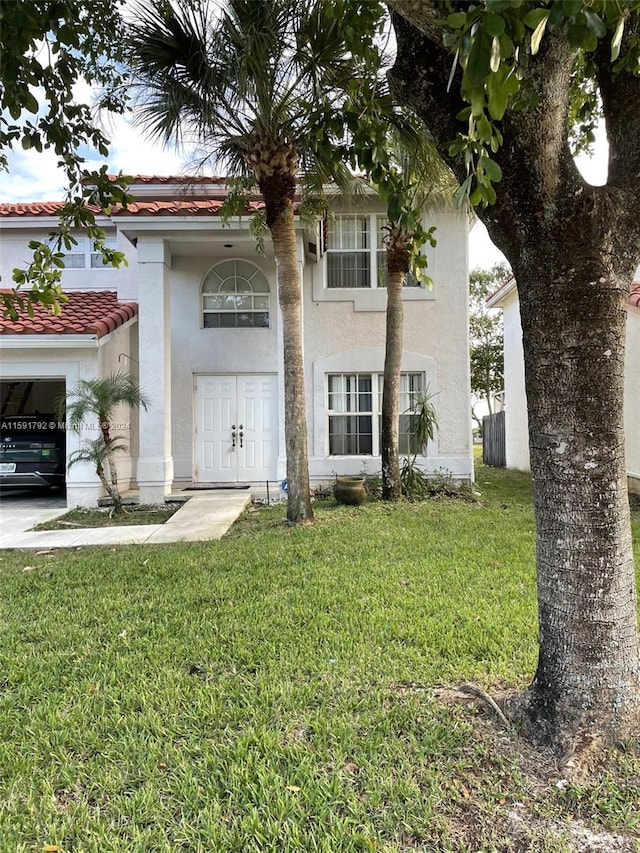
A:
[202, 260, 270, 328]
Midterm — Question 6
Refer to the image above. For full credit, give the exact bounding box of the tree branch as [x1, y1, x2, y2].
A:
[593, 12, 640, 250]
[388, 3, 606, 265]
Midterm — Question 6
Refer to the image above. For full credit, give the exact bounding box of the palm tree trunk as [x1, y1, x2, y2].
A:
[101, 422, 123, 513]
[268, 202, 314, 523]
[381, 266, 405, 500]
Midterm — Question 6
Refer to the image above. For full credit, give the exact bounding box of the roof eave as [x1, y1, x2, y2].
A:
[0, 334, 100, 349]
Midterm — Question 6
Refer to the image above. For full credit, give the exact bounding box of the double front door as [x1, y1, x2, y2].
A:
[195, 374, 277, 483]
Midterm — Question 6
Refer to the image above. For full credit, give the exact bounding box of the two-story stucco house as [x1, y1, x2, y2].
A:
[0, 176, 473, 507]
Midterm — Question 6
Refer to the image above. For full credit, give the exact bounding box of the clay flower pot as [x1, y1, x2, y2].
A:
[334, 476, 367, 506]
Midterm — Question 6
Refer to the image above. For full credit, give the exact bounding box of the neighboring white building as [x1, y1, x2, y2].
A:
[488, 273, 640, 495]
[0, 176, 473, 507]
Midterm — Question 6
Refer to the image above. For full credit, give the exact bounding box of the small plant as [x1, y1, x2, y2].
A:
[60, 372, 149, 514]
[400, 386, 439, 500]
[409, 387, 439, 455]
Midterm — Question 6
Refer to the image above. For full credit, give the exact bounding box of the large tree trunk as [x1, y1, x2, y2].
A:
[261, 173, 313, 523]
[516, 252, 639, 750]
[381, 263, 406, 501]
[388, 4, 640, 752]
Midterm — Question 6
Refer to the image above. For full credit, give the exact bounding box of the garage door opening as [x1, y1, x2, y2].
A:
[0, 379, 67, 492]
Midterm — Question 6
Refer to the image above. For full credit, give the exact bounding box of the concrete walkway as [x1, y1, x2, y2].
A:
[0, 490, 252, 551]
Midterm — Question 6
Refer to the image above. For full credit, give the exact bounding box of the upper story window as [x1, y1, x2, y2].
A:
[327, 214, 421, 289]
[327, 215, 370, 288]
[56, 238, 119, 269]
[202, 260, 270, 328]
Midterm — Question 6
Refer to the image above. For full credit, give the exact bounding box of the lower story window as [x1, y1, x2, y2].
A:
[327, 372, 425, 456]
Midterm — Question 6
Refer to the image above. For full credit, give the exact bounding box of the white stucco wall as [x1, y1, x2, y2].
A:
[501, 288, 530, 471]
[626, 307, 640, 494]
[303, 205, 472, 481]
[0, 223, 137, 297]
[496, 272, 640, 483]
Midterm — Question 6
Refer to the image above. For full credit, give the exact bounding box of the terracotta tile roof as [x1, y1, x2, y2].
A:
[110, 199, 266, 216]
[0, 291, 137, 338]
[0, 198, 269, 218]
[630, 282, 640, 309]
[0, 201, 67, 217]
[123, 174, 227, 184]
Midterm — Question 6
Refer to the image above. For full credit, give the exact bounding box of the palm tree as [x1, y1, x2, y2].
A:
[372, 136, 457, 500]
[61, 372, 149, 513]
[126, 0, 363, 523]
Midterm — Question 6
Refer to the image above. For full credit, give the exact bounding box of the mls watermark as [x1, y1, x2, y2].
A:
[1, 420, 131, 432]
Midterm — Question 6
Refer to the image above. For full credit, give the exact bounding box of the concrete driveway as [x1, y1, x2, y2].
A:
[0, 489, 67, 536]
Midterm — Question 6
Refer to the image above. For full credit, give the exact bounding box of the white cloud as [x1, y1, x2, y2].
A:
[1, 113, 191, 204]
[0, 147, 68, 202]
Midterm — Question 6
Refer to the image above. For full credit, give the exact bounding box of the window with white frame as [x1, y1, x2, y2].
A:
[327, 215, 370, 288]
[327, 372, 425, 455]
[202, 260, 270, 328]
[54, 238, 119, 269]
[326, 214, 423, 289]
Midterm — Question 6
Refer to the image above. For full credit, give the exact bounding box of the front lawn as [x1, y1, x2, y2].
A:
[1, 462, 639, 852]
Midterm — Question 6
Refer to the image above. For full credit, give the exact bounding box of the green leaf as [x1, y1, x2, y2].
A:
[483, 183, 497, 205]
[477, 114, 493, 142]
[583, 7, 606, 39]
[490, 36, 501, 72]
[483, 157, 503, 182]
[560, 0, 582, 16]
[455, 175, 473, 208]
[487, 71, 509, 121]
[446, 12, 467, 29]
[524, 8, 550, 29]
[530, 12, 549, 55]
[447, 49, 460, 92]
[23, 91, 39, 114]
[484, 12, 505, 38]
[388, 197, 402, 222]
[465, 27, 492, 88]
[467, 84, 486, 118]
[611, 16, 625, 61]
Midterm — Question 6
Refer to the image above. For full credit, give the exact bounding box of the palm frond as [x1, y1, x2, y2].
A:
[64, 372, 149, 432]
[126, 0, 370, 189]
[68, 436, 129, 469]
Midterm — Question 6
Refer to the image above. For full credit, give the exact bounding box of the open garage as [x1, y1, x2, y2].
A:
[1, 378, 65, 421]
[0, 379, 67, 494]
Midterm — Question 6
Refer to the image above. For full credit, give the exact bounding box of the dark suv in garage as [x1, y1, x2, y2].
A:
[0, 415, 66, 491]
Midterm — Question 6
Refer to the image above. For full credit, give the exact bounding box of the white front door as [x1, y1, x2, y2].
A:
[195, 374, 277, 483]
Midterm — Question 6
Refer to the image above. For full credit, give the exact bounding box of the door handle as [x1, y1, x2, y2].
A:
[239, 427, 244, 448]
[231, 424, 236, 448]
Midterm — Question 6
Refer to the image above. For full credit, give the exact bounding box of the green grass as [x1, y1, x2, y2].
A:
[32, 503, 180, 530]
[0, 460, 639, 852]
